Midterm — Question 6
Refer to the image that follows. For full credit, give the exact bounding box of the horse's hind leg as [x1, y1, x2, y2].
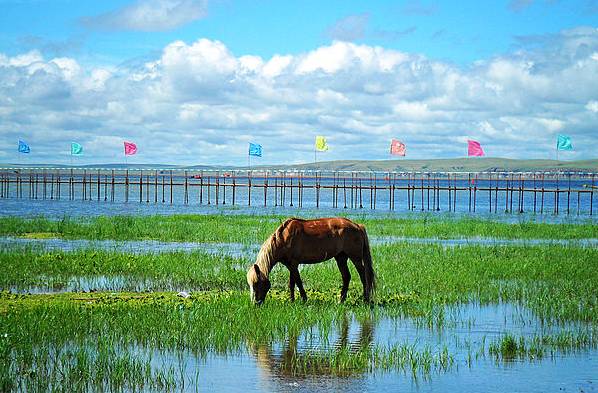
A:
[349, 257, 369, 301]
[335, 254, 351, 303]
[290, 265, 307, 301]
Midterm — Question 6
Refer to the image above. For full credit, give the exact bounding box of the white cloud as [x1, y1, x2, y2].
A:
[1, 27, 598, 165]
[81, 0, 208, 32]
[586, 100, 598, 113]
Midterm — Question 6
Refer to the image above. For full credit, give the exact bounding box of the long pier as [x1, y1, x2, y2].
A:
[0, 168, 595, 215]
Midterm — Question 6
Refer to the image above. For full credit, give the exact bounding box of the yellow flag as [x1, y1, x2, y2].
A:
[315, 136, 329, 151]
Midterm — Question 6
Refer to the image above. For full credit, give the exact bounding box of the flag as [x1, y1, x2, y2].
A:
[556, 134, 573, 151]
[315, 136, 328, 151]
[467, 139, 484, 157]
[124, 141, 137, 155]
[18, 140, 30, 154]
[390, 139, 406, 156]
[249, 142, 262, 157]
[71, 142, 83, 156]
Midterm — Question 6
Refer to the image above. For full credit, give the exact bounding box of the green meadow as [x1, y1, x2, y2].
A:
[0, 214, 597, 391]
[0, 214, 596, 242]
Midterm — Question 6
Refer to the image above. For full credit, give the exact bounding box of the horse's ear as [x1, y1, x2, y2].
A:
[253, 264, 261, 275]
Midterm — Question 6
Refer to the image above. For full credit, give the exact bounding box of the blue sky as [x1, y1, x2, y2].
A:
[0, 0, 597, 165]
[2, 0, 595, 64]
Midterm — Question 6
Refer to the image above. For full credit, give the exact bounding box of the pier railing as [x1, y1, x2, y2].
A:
[0, 168, 595, 215]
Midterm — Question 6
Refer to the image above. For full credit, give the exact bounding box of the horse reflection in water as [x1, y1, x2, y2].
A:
[250, 314, 374, 385]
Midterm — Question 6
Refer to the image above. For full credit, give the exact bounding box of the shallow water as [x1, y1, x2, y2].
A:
[1, 197, 597, 224]
[1, 235, 595, 259]
[131, 303, 598, 392]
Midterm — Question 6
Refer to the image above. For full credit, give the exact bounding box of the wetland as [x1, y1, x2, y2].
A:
[0, 214, 597, 392]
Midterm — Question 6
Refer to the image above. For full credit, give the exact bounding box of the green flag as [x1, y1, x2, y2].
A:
[71, 142, 83, 155]
[556, 135, 572, 151]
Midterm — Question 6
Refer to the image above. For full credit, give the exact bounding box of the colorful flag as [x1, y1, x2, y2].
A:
[124, 141, 137, 155]
[315, 136, 329, 151]
[249, 142, 262, 157]
[18, 140, 30, 154]
[71, 142, 83, 156]
[556, 134, 573, 151]
[390, 139, 406, 156]
[467, 140, 485, 157]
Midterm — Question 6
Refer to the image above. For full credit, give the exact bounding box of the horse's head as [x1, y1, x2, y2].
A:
[247, 264, 271, 305]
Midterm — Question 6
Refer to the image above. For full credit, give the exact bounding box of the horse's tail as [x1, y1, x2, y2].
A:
[359, 224, 376, 302]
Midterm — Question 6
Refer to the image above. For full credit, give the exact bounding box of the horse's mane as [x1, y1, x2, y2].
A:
[255, 218, 296, 275]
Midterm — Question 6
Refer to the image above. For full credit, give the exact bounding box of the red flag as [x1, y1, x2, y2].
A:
[124, 141, 137, 156]
[467, 140, 484, 157]
[390, 139, 406, 156]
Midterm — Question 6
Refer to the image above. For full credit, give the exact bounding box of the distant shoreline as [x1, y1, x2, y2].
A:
[1, 158, 598, 172]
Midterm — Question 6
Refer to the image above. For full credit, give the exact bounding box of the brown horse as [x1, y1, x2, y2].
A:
[246, 217, 375, 304]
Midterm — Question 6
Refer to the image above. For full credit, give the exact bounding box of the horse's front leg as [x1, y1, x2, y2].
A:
[282, 262, 296, 302]
[288, 272, 296, 302]
[290, 265, 307, 302]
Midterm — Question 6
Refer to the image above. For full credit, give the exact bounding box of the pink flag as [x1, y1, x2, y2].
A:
[467, 140, 484, 157]
[124, 141, 137, 156]
[390, 139, 406, 156]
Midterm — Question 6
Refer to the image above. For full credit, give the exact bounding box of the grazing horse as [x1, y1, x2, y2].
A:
[246, 217, 375, 304]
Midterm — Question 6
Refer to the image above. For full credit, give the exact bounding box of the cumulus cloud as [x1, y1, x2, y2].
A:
[1, 27, 598, 164]
[81, 0, 208, 32]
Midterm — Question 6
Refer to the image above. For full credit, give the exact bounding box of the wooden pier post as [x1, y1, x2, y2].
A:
[343, 177, 347, 209]
[207, 174, 211, 205]
[289, 175, 293, 207]
[232, 172, 236, 205]
[82, 171, 87, 201]
[540, 174, 545, 214]
[139, 171, 143, 203]
[200, 174, 203, 204]
[184, 171, 189, 205]
[216, 172, 219, 206]
[473, 174, 478, 212]
[373, 173, 377, 210]
[111, 170, 115, 202]
[555, 174, 559, 215]
[169, 171, 173, 205]
[248, 171, 251, 206]
[264, 172, 268, 207]
[533, 174, 537, 213]
[125, 170, 129, 203]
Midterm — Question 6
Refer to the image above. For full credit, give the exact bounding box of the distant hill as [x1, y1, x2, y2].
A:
[2, 158, 597, 172]
[259, 158, 598, 172]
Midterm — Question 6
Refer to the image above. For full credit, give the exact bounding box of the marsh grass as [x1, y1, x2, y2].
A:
[0, 214, 595, 243]
[1, 241, 597, 323]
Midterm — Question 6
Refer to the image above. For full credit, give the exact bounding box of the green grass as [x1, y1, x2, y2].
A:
[0, 214, 596, 242]
[1, 242, 597, 322]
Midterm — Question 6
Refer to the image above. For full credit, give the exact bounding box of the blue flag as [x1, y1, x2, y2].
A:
[556, 134, 573, 151]
[249, 142, 262, 157]
[18, 140, 30, 154]
[71, 142, 83, 155]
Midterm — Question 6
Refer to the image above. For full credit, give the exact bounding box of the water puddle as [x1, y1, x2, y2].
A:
[0, 236, 259, 257]
[1, 236, 596, 261]
[98, 303, 598, 392]
[374, 236, 598, 248]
